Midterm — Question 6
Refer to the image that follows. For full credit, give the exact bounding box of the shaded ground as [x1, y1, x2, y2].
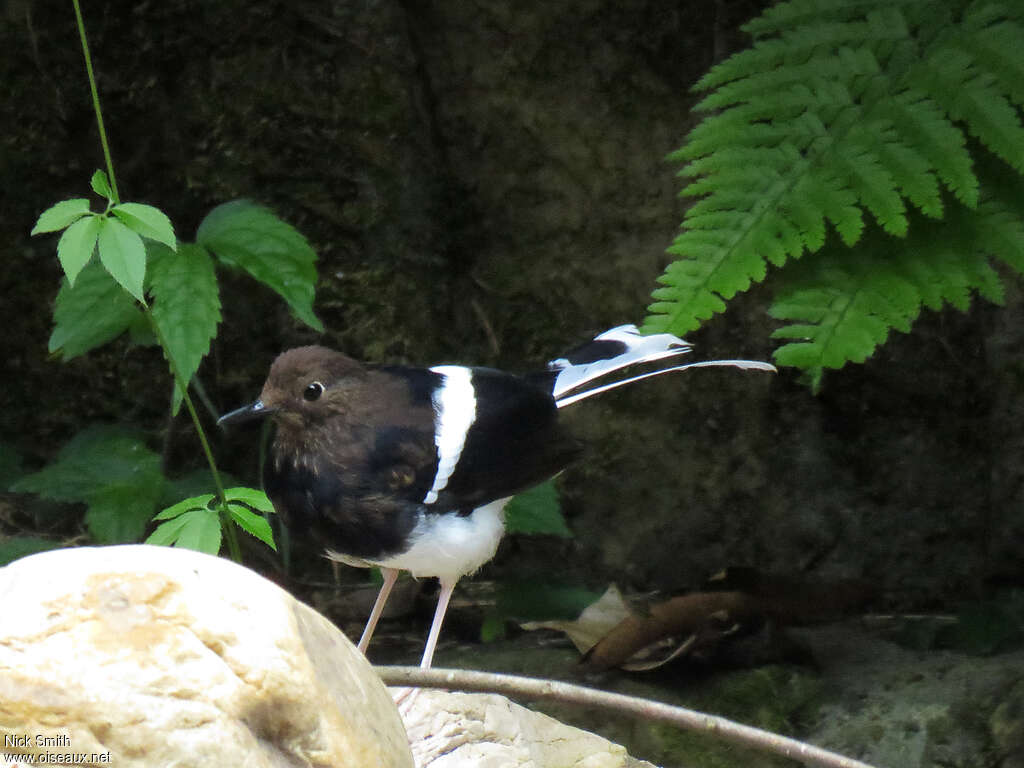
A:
[376, 617, 1024, 768]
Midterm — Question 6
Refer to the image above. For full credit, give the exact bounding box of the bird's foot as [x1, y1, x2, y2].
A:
[390, 685, 421, 719]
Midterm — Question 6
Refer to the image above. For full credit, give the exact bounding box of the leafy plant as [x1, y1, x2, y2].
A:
[643, 0, 1024, 389]
[0, 538, 63, 568]
[18, 1, 320, 560]
[9, 426, 276, 555]
[11, 425, 165, 544]
[148, 487, 277, 556]
[505, 479, 573, 538]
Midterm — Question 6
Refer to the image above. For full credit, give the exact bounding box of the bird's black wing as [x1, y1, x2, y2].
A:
[426, 367, 581, 512]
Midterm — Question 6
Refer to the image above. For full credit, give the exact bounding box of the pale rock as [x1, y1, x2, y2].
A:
[0, 544, 412, 768]
[400, 689, 654, 768]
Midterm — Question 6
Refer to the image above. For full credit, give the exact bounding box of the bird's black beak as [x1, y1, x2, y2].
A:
[217, 399, 275, 428]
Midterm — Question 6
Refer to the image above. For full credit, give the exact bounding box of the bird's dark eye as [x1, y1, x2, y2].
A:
[303, 381, 325, 402]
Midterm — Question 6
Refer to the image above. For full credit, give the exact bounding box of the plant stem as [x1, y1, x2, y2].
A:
[72, 0, 120, 205]
[72, 4, 242, 562]
[145, 311, 242, 562]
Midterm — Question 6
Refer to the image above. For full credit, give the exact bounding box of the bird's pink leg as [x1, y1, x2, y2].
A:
[391, 577, 459, 711]
[419, 577, 457, 669]
[357, 567, 400, 653]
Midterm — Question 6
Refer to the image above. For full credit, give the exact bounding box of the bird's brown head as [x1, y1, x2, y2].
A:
[218, 346, 367, 434]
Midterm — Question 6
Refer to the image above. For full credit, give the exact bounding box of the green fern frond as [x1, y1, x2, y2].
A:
[645, 0, 1024, 378]
[744, 0, 909, 39]
[880, 90, 978, 207]
[910, 48, 1024, 175]
[769, 192, 1023, 383]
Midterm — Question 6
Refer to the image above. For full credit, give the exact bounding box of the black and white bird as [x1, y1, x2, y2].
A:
[219, 325, 775, 669]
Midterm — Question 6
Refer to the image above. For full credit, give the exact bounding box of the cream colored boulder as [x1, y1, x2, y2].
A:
[0, 544, 411, 768]
[401, 690, 654, 768]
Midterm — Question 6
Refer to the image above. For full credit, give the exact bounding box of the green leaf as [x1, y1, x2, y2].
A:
[146, 515, 193, 547]
[148, 243, 221, 414]
[31, 199, 91, 235]
[0, 537, 63, 567]
[161, 469, 241, 510]
[226, 503, 276, 550]
[768, 207, 1014, 374]
[151, 488, 274, 551]
[111, 203, 177, 250]
[56, 214, 102, 286]
[90, 169, 113, 200]
[197, 200, 323, 331]
[173, 508, 223, 554]
[147, 507, 222, 553]
[223, 487, 275, 514]
[11, 425, 154, 500]
[505, 480, 572, 538]
[86, 482, 164, 544]
[479, 612, 508, 643]
[494, 581, 602, 622]
[49, 261, 139, 359]
[97, 217, 147, 302]
[10, 425, 165, 544]
[153, 493, 213, 521]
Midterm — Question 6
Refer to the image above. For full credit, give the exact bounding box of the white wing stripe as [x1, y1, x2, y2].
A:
[424, 366, 477, 504]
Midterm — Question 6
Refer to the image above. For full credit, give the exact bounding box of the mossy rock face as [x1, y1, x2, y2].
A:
[990, 679, 1024, 768]
[5, 0, 1024, 637]
[621, 667, 821, 768]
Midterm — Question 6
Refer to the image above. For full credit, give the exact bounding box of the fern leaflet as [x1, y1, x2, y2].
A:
[645, 0, 1024, 380]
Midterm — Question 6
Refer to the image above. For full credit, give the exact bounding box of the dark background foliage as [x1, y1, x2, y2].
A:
[3, 0, 1022, 617]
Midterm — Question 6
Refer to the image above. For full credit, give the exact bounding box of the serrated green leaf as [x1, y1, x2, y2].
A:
[86, 482, 164, 544]
[223, 487, 275, 514]
[11, 425, 158, 501]
[10, 425, 165, 545]
[98, 217, 147, 302]
[56, 214, 102, 286]
[111, 203, 177, 250]
[31, 199, 91, 235]
[505, 480, 572, 538]
[0, 537, 63, 567]
[148, 508, 222, 552]
[90, 170, 113, 200]
[145, 515, 192, 547]
[196, 200, 322, 331]
[149, 243, 221, 414]
[172, 508, 222, 554]
[153, 493, 214, 521]
[226, 504, 276, 550]
[161, 469, 241, 510]
[49, 261, 139, 359]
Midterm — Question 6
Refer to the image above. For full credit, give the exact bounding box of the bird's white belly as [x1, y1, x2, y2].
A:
[376, 497, 510, 584]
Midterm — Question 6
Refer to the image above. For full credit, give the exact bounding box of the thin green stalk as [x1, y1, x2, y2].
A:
[146, 312, 242, 562]
[72, 0, 120, 204]
[73, 0, 242, 563]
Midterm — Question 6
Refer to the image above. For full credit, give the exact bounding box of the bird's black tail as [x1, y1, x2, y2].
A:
[538, 324, 775, 408]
